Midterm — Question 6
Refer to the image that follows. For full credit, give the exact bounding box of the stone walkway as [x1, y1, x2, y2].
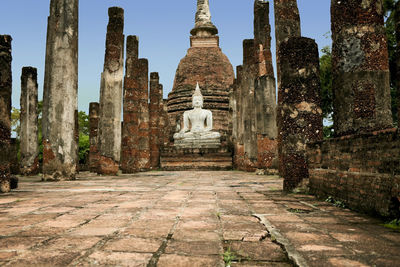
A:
[0, 171, 399, 266]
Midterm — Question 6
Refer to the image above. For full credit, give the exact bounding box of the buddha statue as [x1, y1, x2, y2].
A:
[174, 83, 221, 147]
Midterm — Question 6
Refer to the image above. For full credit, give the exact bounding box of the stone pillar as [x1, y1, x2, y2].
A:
[149, 72, 161, 169]
[121, 36, 150, 173]
[89, 102, 100, 172]
[242, 39, 257, 163]
[396, 1, 400, 127]
[274, 0, 301, 87]
[42, 0, 79, 181]
[278, 37, 323, 192]
[331, 0, 392, 136]
[97, 7, 124, 175]
[20, 67, 39, 176]
[0, 35, 12, 192]
[232, 1, 277, 171]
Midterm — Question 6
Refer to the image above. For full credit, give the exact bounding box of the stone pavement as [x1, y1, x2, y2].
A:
[0, 171, 399, 266]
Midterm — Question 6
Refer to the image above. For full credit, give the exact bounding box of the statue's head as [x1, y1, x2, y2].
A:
[192, 82, 204, 108]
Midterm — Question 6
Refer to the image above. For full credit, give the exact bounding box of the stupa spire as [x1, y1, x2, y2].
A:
[191, 0, 218, 36]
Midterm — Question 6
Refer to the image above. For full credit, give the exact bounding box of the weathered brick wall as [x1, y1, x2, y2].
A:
[308, 128, 400, 218]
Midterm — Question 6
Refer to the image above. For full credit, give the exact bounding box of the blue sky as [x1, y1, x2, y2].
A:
[0, 0, 331, 114]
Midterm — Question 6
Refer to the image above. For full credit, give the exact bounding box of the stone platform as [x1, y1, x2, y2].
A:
[160, 147, 232, 171]
[1, 171, 399, 266]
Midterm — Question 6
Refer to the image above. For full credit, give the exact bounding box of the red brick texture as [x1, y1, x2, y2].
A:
[308, 128, 400, 218]
[121, 36, 150, 173]
[149, 72, 161, 169]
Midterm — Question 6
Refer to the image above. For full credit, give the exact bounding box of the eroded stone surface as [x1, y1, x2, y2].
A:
[98, 7, 125, 175]
[277, 37, 323, 191]
[331, 0, 393, 136]
[20, 67, 39, 176]
[42, 0, 79, 181]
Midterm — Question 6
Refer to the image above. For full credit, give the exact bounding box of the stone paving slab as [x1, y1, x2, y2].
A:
[0, 171, 398, 266]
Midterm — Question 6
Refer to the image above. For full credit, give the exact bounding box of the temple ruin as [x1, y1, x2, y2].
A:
[1, 0, 398, 228]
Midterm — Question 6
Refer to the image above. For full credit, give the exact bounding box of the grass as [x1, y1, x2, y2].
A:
[382, 219, 400, 232]
[325, 196, 347, 208]
[223, 247, 237, 267]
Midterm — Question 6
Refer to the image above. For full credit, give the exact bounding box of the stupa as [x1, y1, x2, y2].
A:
[167, 0, 235, 142]
[162, 0, 234, 170]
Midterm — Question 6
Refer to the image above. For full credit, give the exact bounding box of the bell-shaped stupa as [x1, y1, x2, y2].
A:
[167, 0, 234, 143]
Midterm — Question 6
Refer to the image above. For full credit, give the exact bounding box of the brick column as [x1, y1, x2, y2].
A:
[278, 37, 323, 192]
[274, 0, 301, 87]
[98, 7, 124, 175]
[0, 35, 12, 192]
[42, 0, 79, 181]
[149, 72, 161, 169]
[121, 36, 150, 172]
[89, 102, 100, 172]
[331, 0, 392, 136]
[20, 67, 39, 175]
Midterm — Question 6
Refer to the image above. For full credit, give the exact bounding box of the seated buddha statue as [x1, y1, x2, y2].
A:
[174, 83, 221, 143]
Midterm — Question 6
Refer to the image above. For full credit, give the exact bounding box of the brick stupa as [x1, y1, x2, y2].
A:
[162, 0, 234, 170]
[167, 0, 234, 142]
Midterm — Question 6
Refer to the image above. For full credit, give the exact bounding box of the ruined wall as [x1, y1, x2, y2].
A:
[308, 128, 400, 218]
[331, 0, 392, 136]
[277, 37, 323, 192]
[121, 36, 150, 173]
[149, 72, 161, 169]
[232, 1, 277, 172]
[0, 35, 12, 192]
[20, 67, 39, 175]
[42, 0, 79, 181]
[89, 102, 99, 172]
[98, 7, 124, 175]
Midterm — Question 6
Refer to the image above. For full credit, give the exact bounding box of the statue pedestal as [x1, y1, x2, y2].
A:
[160, 146, 232, 171]
[174, 136, 221, 149]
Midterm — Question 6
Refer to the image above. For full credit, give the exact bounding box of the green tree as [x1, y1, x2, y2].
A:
[11, 107, 20, 139]
[78, 111, 90, 164]
[319, 46, 334, 138]
[78, 111, 89, 136]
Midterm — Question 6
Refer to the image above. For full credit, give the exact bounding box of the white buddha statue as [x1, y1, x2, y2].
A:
[174, 83, 221, 145]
